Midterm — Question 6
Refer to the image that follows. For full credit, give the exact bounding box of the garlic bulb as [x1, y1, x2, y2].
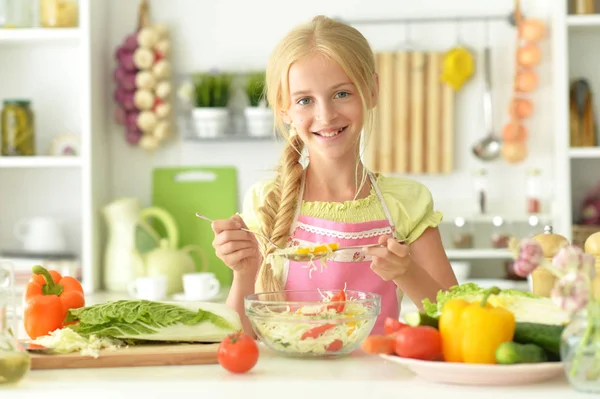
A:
[138, 27, 159, 49]
[155, 81, 172, 99]
[152, 59, 171, 79]
[152, 121, 172, 141]
[133, 48, 155, 70]
[155, 103, 172, 119]
[154, 39, 171, 58]
[139, 134, 160, 151]
[137, 111, 158, 132]
[134, 90, 155, 110]
[135, 71, 156, 90]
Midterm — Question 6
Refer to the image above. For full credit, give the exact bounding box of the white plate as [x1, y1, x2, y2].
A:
[380, 355, 564, 386]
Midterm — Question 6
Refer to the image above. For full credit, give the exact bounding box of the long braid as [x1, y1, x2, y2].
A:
[255, 133, 304, 294]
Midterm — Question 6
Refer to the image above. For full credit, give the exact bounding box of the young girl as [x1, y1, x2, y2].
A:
[211, 15, 457, 336]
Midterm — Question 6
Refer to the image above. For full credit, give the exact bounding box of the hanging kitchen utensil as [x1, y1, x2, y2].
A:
[441, 19, 475, 91]
[569, 79, 596, 147]
[472, 19, 502, 161]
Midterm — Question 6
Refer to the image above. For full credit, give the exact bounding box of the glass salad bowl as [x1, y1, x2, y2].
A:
[244, 289, 381, 358]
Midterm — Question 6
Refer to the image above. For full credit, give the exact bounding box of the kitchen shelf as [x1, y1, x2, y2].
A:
[566, 14, 600, 28]
[445, 248, 513, 260]
[569, 147, 600, 159]
[0, 156, 81, 168]
[441, 213, 552, 224]
[185, 134, 277, 142]
[0, 28, 81, 43]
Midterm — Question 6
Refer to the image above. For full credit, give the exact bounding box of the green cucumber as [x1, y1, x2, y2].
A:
[404, 312, 439, 328]
[495, 342, 548, 364]
[512, 322, 565, 356]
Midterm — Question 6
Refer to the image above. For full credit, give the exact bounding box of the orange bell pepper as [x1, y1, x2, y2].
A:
[23, 265, 85, 339]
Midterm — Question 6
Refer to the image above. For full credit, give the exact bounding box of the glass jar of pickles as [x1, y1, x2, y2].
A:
[1, 100, 35, 156]
[40, 0, 78, 28]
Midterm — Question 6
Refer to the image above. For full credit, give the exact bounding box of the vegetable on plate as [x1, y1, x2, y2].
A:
[439, 286, 516, 364]
[218, 332, 259, 374]
[495, 341, 547, 364]
[422, 282, 570, 326]
[24, 265, 85, 339]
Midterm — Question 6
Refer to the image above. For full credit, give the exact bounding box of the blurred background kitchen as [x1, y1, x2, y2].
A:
[1, 0, 600, 314]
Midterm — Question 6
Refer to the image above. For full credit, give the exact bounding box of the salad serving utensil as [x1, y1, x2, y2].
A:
[195, 211, 405, 262]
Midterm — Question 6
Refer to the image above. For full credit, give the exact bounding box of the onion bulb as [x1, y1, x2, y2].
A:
[125, 125, 143, 145]
[139, 134, 160, 151]
[152, 59, 171, 79]
[134, 90, 155, 110]
[516, 70, 537, 92]
[137, 27, 159, 49]
[135, 71, 156, 90]
[502, 141, 528, 164]
[154, 102, 171, 119]
[155, 81, 172, 99]
[154, 39, 171, 58]
[137, 111, 158, 132]
[152, 121, 171, 141]
[133, 48, 155, 70]
[509, 98, 534, 119]
[502, 122, 528, 142]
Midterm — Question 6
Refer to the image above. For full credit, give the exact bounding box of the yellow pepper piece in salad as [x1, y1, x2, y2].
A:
[294, 243, 340, 255]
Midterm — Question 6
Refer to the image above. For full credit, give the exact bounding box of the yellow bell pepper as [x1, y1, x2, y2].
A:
[439, 298, 470, 362]
[439, 287, 516, 364]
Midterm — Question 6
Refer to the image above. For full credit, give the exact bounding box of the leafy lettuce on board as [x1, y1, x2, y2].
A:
[421, 283, 571, 326]
[64, 300, 242, 343]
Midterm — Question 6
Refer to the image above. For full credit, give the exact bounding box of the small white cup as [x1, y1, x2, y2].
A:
[182, 272, 220, 300]
[128, 276, 167, 301]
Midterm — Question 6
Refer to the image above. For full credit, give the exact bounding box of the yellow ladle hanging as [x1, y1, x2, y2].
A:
[441, 20, 475, 91]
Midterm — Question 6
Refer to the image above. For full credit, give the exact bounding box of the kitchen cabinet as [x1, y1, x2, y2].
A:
[0, 0, 109, 293]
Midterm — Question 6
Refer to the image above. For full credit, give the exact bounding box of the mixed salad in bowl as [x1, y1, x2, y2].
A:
[244, 288, 381, 357]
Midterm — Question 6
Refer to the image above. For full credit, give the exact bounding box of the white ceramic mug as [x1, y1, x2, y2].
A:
[128, 276, 167, 301]
[182, 272, 220, 300]
[14, 217, 67, 253]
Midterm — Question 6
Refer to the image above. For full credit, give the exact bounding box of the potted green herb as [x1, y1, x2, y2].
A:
[243, 71, 274, 137]
[186, 71, 233, 138]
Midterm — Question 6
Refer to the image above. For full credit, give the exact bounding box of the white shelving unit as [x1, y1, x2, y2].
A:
[0, 0, 109, 293]
[552, 3, 600, 242]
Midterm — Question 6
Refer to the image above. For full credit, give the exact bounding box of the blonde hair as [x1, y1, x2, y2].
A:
[254, 15, 378, 294]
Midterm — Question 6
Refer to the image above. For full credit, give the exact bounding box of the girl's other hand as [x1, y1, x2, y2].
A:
[364, 235, 413, 281]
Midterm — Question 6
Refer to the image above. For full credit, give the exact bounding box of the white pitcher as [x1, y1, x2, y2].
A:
[101, 197, 141, 292]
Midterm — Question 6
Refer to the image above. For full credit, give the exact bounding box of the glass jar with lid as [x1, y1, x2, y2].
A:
[0, 262, 31, 386]
[490, 216, 511, 248]
[472, 168, 488, 214]
[526, 168, 542, 214]
[40, 0, 79, 28]
[0, 0, 34, 28]
[451, 217, 474, 249]
[1, 99, 35, 156]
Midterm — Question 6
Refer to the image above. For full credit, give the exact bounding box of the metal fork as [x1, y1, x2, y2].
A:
[195, 212, 283, 249]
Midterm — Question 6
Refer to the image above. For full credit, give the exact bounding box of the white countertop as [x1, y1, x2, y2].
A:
[2, 344, 591, 399]
[5, 290, 592, 399]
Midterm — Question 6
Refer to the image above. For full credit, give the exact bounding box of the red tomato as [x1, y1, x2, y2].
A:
[360, 335, 395, 354]
[394, 326, 442, 361]
[217, 332, 259, 374]
[327, 289, 346, 313]
[325, 339, 344, 352]
[384, 317, 407, 335]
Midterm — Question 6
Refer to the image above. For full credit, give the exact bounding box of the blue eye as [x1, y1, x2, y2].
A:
[297, 98, 311, 105]
[336, 91, 350, 99]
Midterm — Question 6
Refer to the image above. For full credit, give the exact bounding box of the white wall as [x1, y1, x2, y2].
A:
[105, 0, 555, 221]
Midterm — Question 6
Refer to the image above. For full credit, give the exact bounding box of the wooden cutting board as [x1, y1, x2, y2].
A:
[28, 343, 220, 370]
